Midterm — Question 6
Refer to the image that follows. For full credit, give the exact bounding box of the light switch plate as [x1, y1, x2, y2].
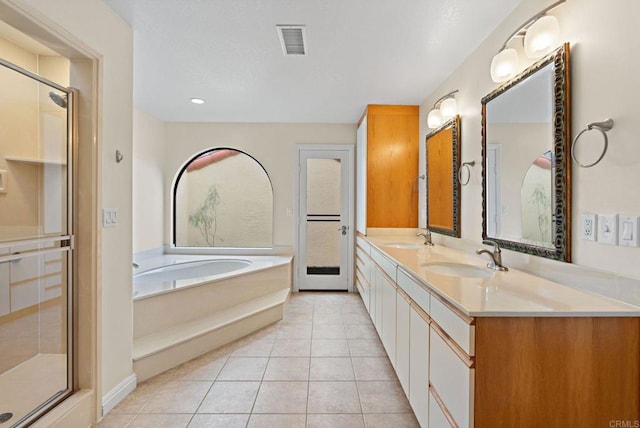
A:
[618, 215, 639, 247]
[580, 213, 597, 241]
[102, 208, 118, 228]
[597, 214, 618, 245]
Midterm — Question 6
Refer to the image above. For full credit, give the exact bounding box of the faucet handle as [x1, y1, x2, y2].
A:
[482, 239, 501, 252]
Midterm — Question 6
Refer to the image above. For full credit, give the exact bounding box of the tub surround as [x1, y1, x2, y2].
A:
[133, 253, 292, 300]
[356, 232, 640, 426]
[132, 254, 292, 382]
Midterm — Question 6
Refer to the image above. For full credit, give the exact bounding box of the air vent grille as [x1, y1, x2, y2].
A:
[276, 25, 307, 56]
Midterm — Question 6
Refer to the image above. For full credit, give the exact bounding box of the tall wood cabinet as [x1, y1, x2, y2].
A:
[356, 105, 419, 233]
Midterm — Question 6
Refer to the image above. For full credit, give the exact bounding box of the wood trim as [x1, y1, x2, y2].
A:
[431, 319, 474, 368]
[430, 290, 475, 325]
[375, 264, 396, 289]
[355, 266, 370, 288]
[410, 300, 431, 324]
[396, 284, 412, 304]
[429, 383, 459, 428]
[474, 317, 640, 427]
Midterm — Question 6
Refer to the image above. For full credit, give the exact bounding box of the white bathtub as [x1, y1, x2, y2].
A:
[133, 254, 291, 300]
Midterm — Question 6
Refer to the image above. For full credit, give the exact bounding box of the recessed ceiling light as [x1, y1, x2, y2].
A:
[190, 98, 205, 104]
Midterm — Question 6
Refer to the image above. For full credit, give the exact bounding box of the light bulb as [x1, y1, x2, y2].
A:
[524, 15, 560, 59]
[440, 97, 457, 120]
[490, 48, 519, 83]
[427, 109, 443, 129]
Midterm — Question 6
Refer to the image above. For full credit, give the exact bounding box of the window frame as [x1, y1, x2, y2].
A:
[171, 147, 274, 248]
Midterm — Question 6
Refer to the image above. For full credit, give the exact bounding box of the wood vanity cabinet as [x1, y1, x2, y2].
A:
[356, 105, 419, 233]
[355, 238, 640, 428]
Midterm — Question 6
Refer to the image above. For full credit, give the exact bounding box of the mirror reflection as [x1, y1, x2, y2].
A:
[482, 44, 571, 261]
[426, 116, 460, 237]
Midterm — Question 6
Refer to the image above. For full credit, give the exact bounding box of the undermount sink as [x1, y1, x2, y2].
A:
[384, 242, 424, 249]
[421, 262, 493, 278]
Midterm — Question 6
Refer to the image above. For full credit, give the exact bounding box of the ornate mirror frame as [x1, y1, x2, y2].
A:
[481, 43, 571, 261]
[426, 115, 461, 237]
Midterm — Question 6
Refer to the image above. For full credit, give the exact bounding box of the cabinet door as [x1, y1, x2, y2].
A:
[396, 290, 411, 396]
[430, 325, 473, 428]
[381, 272, 396, 365]
[409, 305, 429, 428]
[429, 388, 453, 428]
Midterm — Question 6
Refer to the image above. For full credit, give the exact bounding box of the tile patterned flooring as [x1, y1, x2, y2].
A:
[97, 292, 419, 427]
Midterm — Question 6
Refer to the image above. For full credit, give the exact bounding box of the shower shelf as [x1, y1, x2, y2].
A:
[4, 156, 66, 166]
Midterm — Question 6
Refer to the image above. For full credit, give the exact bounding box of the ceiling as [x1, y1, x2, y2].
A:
[103, 0, 523, 123]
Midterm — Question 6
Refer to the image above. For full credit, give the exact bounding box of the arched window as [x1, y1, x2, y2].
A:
[173, 148, 273, 248]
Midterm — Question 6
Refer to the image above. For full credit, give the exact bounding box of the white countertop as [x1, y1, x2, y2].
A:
[363, 236, 640, 317]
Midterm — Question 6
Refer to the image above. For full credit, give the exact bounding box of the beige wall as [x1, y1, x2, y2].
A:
[419, 0, 640, 284]
[12, 0, 135, 402]
[164, 123, 356, 250]
[133, 108, 165, 253]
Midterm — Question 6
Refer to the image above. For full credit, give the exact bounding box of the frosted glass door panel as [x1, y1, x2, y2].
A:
[305, 158, 341, 275]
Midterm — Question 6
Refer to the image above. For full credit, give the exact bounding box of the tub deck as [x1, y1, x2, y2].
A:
[132, 254, 293, 381]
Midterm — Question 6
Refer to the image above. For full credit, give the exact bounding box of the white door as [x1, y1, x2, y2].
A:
[297, 146, 353, 291]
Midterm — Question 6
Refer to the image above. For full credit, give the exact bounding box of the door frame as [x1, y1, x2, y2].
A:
[293, 144, 354, 292]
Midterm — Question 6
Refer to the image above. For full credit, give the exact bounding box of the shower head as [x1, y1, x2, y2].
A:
[48, 92, 67, 109]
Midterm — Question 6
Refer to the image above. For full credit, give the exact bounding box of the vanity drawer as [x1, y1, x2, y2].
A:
[370, 247, 396, 282]
[429, 386, 455, 428]
[356, 236, 371, 255]
[397, 268, 430, 315]
[429, 325, 474, 428]
[430, 296, 474, 356]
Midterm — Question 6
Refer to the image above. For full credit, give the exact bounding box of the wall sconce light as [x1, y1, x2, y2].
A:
[427, 89, 458, 129]
[490, 0, 564, 83]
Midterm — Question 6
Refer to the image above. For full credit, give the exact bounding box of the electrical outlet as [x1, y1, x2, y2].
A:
[597, 214, 618, 245]
[581, 213, 597, 241]
[619, 215, 639, 247]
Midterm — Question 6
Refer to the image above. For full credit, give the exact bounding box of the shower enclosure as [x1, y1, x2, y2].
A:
[0, 57, 74, 426]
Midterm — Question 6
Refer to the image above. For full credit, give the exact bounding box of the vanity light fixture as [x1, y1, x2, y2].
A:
[490, 0, 565, 83]
[190, 98, 205, 104]
[426, 89, 458, 129]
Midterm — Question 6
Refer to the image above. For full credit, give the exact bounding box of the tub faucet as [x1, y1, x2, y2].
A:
[476, 240, 508, 271]
[416, 229, 434, 246]
[133, 262, 139, 269]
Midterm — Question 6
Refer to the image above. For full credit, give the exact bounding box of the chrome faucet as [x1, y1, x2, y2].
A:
[475, 240, 508, 271]
[416, 229, 434, 246]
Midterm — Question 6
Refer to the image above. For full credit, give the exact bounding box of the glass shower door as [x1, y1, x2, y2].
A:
[0, 59, 73, 427]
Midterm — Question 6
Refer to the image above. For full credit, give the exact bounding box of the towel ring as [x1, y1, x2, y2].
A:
[458, 161, 475, 186]
[571, 118, 614, 168]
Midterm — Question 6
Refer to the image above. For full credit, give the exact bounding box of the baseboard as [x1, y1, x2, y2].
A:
[101, 372, 137, 416]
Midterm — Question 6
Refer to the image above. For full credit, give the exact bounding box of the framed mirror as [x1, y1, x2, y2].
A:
[481, 43, 571, 261]
[426, 115, 461, 237]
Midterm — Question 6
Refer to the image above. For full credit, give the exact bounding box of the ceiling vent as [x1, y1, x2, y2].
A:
[276, 25, 307, 56]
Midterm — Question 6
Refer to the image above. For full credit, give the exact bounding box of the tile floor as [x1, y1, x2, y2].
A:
[97, 292, 419, 427]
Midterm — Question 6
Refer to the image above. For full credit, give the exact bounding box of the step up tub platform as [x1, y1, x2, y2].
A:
[132, 254, 292, 381]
